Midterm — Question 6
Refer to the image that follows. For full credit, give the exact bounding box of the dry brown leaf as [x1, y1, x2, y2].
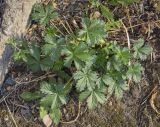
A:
[43, 115, 53, 127]
[150, 91, 160, 115]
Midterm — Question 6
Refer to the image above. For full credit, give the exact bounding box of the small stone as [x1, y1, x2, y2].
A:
[6, 86, 12, 91]
[4, 115, 9, 121]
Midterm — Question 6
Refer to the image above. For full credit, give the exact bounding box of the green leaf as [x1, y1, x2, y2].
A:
[20, 91, 43, 101]
[13, 50, 29, 61]
[40, 56, 53, 71]
[63, 43, 91, 69]
[50, 108, 61, 125]
[102, 74, 115, 86]
[29, 44, 40, 61]
[79, 91, 91, 101]
[42, 38, 65, 62]
[63, 82, 72, 95]
[103, 74, 128, 99]
[74, 66, 98, 91]
[40, 81, 54, 95]
[127, 63, 142, 82]
[133, 38, 152, 60]
[80, 87, 106, 109]
[32, 3, 58, 25]
[40, 95, 54, 108]
[105, 20, 121, 31]
[40, 106, 48, 119]
[108, 0, 139, 6]
[115, 47, 130, 65]
[25, 55, 41, 72]
[79, 18, 106, 46]
[87, 92, 97, 109]
[100, 5, 114, 20]
[89, 0, 100, 7]
[40, 82, 68, 109]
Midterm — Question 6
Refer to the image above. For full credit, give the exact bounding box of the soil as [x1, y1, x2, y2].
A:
[0, 0, 160, 127]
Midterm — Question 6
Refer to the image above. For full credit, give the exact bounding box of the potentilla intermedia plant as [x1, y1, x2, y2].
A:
[9, 0, 152, 125]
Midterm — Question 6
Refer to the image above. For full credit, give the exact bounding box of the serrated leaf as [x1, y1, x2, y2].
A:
[82, 87, 106, 109]
[79, 18, 106, 46]
[89, 0, 100, 7]
[87, 92, 97, 109]
[133, 39, 152, 60]
[42, 38, 65, 62]
[20, 91, 43, 101]
[40, 57, 53, 71]
[50, 108, 61, 125]
[115, 48, 130, 65]
[63, 43, 91, 69]
[40, 81, 54, 95]
[79, 91, 91, 101]
[127, 63, 142, 82]
[102, 75, 115, 86]
[32, 3, 58, 25]
[40, 82, 68, 109]
[26, 55, 41, 72]
[30, 44, 40, 61]
[40, 106, 48, 119]
[108, 0, 139, 5]
[103, 74, 128, 99]
[74, 66, 98, 91]
[100, 5, 114, 20]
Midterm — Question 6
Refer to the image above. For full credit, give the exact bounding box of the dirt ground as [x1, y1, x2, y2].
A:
[0, 0, 160, 127]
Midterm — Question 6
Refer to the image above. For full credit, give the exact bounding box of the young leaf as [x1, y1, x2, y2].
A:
[133, 38, 152, 60]
[32, 3, 58, 25]
[79, 18, 106, 46]
[74, 66, 98, 91]
[127, 63, 142, 82]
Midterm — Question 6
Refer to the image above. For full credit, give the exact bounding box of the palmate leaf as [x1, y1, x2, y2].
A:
[79, 18, 106, 46]
[42, 37, 65, 62]
[25, 44, 53, 72]
[127, 63, 142, 83]
[79, 87, 106, 109]
[115, 47, 130, 65]
[74, 66, 98, 91]
[62, 43, 91, 69]
[133, 38, 152, 60]
[40, 81, 69, 109]
[26, 55, 53, 72]
[32, 3, 58, 25]
[103, 74, 128, 99]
